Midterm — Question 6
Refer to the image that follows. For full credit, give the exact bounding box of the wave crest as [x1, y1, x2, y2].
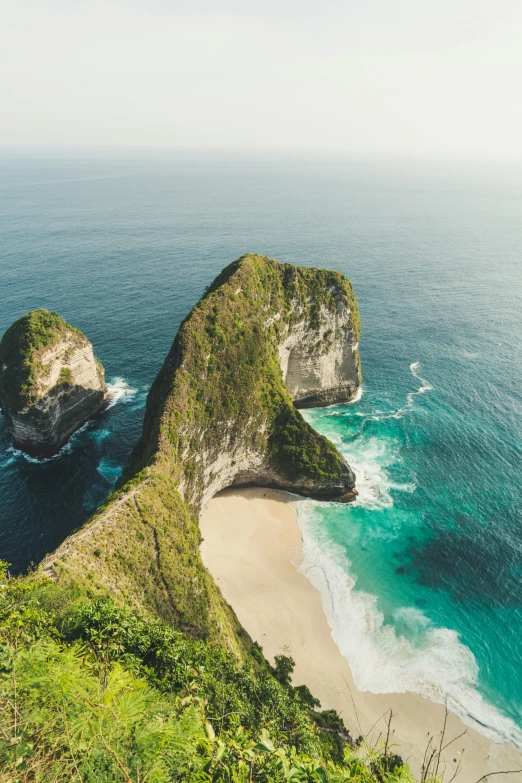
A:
[327, 362, 432, 422]
[296, 502, 522, 748]
[106, 377, 138, 408]
[339, 436, 415, 510]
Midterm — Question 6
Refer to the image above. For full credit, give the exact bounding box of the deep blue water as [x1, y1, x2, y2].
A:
[1, 155, 521, 743]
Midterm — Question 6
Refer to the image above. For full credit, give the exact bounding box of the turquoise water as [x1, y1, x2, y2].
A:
[0, 155, 521, 744]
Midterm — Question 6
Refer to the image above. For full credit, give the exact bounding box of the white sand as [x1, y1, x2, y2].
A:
[200, 488, 522, 783]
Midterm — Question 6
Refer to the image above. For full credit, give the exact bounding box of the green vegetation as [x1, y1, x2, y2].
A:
[41, 256, 361, 654]
[131, 255, 360, 497]
[0, 260, 451, 781]
[56, 366, 74, 388]
[0, 257, 388, 780]
[44, 471, 248, 656]
[0, 562, 422, 783]
[0, 309, 84, 412]
[269, 404, 347, 482]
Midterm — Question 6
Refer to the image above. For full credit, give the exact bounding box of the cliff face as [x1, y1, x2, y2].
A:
[39, 256, 361, 654]
[0, 310, 107, 456]
[279, 303, 360, 408]
[133, 254, 361, 508]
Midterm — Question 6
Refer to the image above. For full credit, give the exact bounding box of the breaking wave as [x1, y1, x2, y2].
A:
[296, 502, 522, 748]
[106, 377, 139, 408]
[407, 361, 434, 406]
[1, 377, 145, 466]
[326, 362, 433, 422]
[106, 377, 149, 411]
[340, 436, 415, 510]
[298, 362, 522, 748]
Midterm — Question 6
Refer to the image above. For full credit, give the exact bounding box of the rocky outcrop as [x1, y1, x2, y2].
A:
[40, 256, 362, 648]
[279, 303, 360, 408]
[134, 254, 362, 508]
[0, 309, 108, 456]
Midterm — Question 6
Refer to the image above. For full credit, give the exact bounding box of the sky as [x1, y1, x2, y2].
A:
[1, 0, 522, 157]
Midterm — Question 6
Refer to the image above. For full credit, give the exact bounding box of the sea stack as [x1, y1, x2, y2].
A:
[0, 309, 108, 456]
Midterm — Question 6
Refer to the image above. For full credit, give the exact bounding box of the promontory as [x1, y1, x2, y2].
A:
[0, 309, 108, 456]
[4, 256, 521, 783]
[40, 254, 361, 651]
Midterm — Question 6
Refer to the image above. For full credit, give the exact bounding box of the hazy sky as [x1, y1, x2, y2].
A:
[2, 0, 522, 156]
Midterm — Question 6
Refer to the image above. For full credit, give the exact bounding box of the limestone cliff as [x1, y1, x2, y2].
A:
[0, 309, 108, 456]
[39, 256, 361, 654]
[279, 304, 360, 408]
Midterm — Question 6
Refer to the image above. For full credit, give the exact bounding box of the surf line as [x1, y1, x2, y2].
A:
[105, 377, 139, 409]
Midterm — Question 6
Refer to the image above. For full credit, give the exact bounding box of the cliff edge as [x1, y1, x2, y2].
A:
[0, 309, 108, 456]
[132, 253, 361, 507]
[39, 255, 361, 654]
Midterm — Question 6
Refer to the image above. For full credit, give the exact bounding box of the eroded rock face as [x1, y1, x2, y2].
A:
[136, 255, 362, 510]
[0, 310, 108, 456]
[190, 295, 361, 509]
[278, 302, 360, 408]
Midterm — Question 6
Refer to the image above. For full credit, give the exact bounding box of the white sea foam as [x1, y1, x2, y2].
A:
[5, 421, 90, 464]
[296, 502, 522, 748]
[330, 362, 433, 422]
[106, 377, 139, 408]
[338, 436, 415, 510]
[296, 362, 522, 746]
[2, 377, 142, 465]
[406, 361, 433, 406]
[383, 362, 433, 420]
[8, 447, 60, 465]
[349, 386, 363, 404]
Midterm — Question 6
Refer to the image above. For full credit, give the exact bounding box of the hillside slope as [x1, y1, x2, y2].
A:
[39, 255, 361, 655]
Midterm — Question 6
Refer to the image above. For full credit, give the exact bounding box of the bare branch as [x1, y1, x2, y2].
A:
[435, 706, 449, 779]
[476, 771, 522, 783]
[384, 710, 394, 768]
[363, 709, 396, 744]
[446, 758, 463, 783]
[440, 729, 468, 754]
[342, 675, 363, 739]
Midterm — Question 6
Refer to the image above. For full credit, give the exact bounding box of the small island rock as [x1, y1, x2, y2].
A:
[0, 309, 108, 456]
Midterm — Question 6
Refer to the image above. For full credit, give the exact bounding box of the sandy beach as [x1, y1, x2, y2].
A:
[200, 488, 522, 783]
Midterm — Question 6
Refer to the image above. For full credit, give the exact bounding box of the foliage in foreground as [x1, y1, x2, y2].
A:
[0, 563, 421, 783]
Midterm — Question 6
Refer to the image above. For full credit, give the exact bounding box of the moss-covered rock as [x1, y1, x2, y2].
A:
[0, 309, 108, 455]
[40, 255, 361, 653]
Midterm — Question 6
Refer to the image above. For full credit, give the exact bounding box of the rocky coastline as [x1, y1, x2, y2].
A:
[37, 255, 361, 650]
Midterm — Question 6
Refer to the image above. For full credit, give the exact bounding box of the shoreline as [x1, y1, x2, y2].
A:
[200, 487, 522, 783]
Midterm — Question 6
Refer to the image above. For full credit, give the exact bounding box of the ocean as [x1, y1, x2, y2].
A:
[1, 154, 521, 746]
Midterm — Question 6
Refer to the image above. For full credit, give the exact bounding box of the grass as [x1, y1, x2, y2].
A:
[0, 564, 422, 783]
[56, 366, 74, 387]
